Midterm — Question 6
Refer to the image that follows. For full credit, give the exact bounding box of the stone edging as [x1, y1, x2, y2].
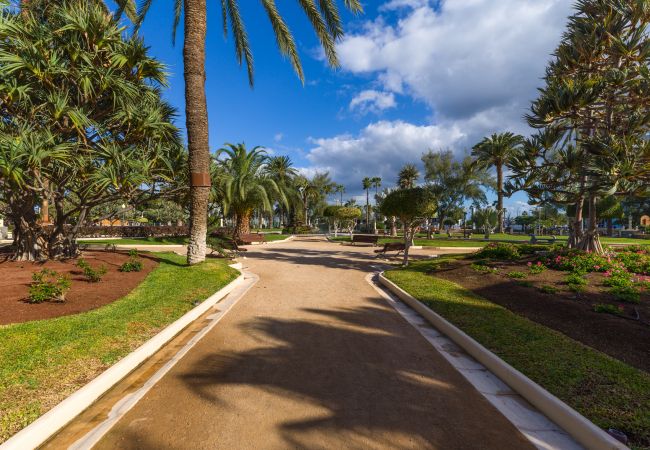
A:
[378, 272, 628, 450]
[1, 263, 246, 450]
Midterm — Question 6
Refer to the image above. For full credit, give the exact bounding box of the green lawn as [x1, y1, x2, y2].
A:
[384, 260, 650, 449]
[0, 253, 238, 443]
[263, 234, 293, 242]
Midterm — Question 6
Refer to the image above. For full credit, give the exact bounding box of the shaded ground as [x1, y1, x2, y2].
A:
[94, 237, 533, 450]
[433, 258, 650, 373]
[0, 251, 157, 325]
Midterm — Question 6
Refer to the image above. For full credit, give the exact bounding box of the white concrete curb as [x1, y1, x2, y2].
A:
[1, 263, 246, 450]
[378, 273, 628, 450]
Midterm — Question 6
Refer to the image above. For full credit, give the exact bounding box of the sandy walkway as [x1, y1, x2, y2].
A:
[93, 236, 533, 449]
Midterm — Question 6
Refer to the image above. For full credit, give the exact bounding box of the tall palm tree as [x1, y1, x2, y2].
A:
[133, 0, 363, 264]
[371, 176, 381, 231]
[397, 164, 419, 189]
[362, 177, 372, 232]
[471, 132, 523, 233]
[334, 184, 345, 205]
[215, 143, 284, 239]
[265, 155, 297, 226]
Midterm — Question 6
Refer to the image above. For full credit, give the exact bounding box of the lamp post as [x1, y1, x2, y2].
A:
[121, 203, 126, 226]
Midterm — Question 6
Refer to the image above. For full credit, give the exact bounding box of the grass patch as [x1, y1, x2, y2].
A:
[0, 253, 238, 443]
[384, 260, 650, 448]
[263, 234, 293, 242]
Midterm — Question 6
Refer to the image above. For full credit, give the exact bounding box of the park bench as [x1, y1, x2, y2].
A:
[374, 242, 406, 257]
[351, 234, 380, 246]
[238, 233, 266, 245]
[207, 236, 246, 258]
[529, 235, 557, 244]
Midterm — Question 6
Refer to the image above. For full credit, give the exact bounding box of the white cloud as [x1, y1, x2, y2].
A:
[306, 120, 465, 191]
[349, 89, 397, 114]
[306, 0, 574, 196]
[274, 133, 284, 142]
[337, 0, 572, 132]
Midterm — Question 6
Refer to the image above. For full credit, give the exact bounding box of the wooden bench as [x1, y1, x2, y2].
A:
[374, 242, 406, 257]
[351, 234, 380, 246]
[207, 236, 246, 257]
[529, 235, 556, 244]
[238, 233, 266, 245]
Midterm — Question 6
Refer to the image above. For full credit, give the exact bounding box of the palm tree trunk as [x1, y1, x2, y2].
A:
[184, 0, 210, 265]
[496, 163, 504, 234]
[234, 211, 251, 239]
[365, 189, 369, 233]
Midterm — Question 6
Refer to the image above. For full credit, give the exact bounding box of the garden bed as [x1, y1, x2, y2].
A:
[0, 251, 158, 325]
[385, 260, 650, 448]
[433, 257, 650, 373]
[0, 253, 238, 443]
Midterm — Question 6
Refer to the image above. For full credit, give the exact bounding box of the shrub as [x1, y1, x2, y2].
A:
[609, 285, 641, 303]
[516, 280, 534, 288]
[594, 303, 624, 315]
[29, 269, 71, 303]
[542, 248, 613, 273]
[539, 285, 558, 294]
[128, 249, 139, 258]
[527, 261, 547, 275]
[507, 271, 527, 279]
[282, 226, 313, 235]
[77, 258, 107, 282]
[614, 250, 650, 275]
[517, 244, 550, 255]
[119, 258, 143, 273]
[566, 272, 588, 286]
[470, 263, 497, 274]
[474, 242, 520, 260]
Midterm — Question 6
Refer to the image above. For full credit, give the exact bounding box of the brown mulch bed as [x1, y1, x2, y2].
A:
[433, 258, 650, 373]
[0, 251, 158, 325]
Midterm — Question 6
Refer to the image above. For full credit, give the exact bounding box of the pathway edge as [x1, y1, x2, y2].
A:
[1, 263, 246, 450]
[377, 272, 627, 450]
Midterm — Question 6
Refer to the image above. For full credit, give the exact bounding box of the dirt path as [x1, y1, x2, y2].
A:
[92, 236, 533, 449]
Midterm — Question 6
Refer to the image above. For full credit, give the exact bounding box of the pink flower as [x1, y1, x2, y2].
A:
[527, 262, 532, 267]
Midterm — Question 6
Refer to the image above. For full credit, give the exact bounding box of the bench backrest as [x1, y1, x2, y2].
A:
[384, 242, 405, 251]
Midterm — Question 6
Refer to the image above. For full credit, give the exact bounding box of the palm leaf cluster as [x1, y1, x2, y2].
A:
[0, 0, 184, 260]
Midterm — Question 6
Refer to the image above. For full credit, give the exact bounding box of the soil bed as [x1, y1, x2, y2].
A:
[0, 251, 158, 325]
[432, 258, 650, 373]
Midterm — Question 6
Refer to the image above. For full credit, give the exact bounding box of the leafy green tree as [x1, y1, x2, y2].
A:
[0, 1, 183, 260]
[133, 0, 363, 265]
[473, 207, 499, 239]
[214, 143, 284, 238]
[334, 184, 345, 205]
[265, 155, 298, 226]
[334, 206, 361, 238]
[379, 187, 436, 266]
[422, 150, 489, 231]
[371, 176, 382, 231]
[472, 132, 523, 233]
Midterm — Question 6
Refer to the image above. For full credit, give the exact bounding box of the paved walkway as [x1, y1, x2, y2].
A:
[92, 236, 533, 449]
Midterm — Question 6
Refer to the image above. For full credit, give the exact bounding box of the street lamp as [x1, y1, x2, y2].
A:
[121, 203, 126, 226]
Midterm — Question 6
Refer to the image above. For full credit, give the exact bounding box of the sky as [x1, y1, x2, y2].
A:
[133, 0, 575, 212]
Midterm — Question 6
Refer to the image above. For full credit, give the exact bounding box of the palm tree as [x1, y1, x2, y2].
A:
[134, 0, 363, 264]
[265, 155, 297, 226]
[362, 177, 372, 232]
[472, 132, 523, 233]
[294, 175, 320, 227]
[215, 143, 284, 239]
[397, 164, 420, 189]
[371, 176, 381, 231]
[334, 184, 345, 205]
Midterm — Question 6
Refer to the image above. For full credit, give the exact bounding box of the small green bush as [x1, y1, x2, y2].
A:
[507, 271, 527, 279]
[128, 249, 139, 258]
[77, 258, 107, 282]
[609, 285, 641, 303]
[527, 261, 547, 275]
[474, 242, 520, 260]
[594, 303, 624, 315]
[516, 280, 534, 288]
[566, 272, 587, 286]
[119, 258, 143, 273]
[539, 285, 558, 294]
[29, 269, 71, 303]
[470, 263, 497, 274]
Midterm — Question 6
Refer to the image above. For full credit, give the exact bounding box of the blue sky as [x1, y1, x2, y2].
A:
[132, 0, 574, 212]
